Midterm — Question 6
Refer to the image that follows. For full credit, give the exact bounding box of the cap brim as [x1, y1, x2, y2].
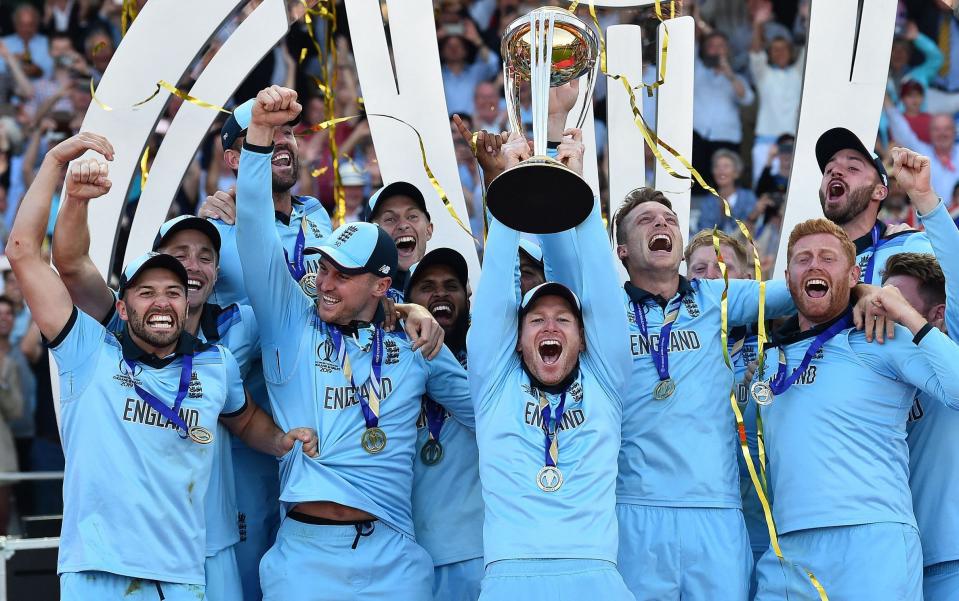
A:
[369, 181, 430, 222]
[122, 254, 189, 294]
[521, 282, 582, 319]
[314, 245, 372, 276]
[518, 244, 544, 266]
[405, 247, 469, 297]
[815, 127, 873, 173]
[156, 217, 222, 254]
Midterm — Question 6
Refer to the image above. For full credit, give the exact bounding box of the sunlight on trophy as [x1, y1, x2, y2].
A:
[487, 6, 599, 234]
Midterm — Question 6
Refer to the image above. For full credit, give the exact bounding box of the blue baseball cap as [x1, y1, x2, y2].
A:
[405, 247, 469, 299]
[220, 97, 302, 150]
[367, 181, 430, 222]
[815, 127, 889, 187]
[518, 238, 543, 265]
[311, 222, 398, 279]
[153, 215, 221, 254]
[520, 281, 582, 321]
[118, 252, 189, 297]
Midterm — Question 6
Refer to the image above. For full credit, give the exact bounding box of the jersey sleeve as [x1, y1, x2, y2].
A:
[424, 346, 474, 430]
[222, 304, 260, 379]
[466, 216, 521, 388]
[541, 200, 630, 389]
[219, 346, 248, 417]
[918, 202, 959, 337]
[235, 144, 313, 347]
[46, 308, 108, 402]
[721, 278, 795, 326]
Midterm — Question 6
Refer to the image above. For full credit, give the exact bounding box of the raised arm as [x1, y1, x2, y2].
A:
[234, 85, 311, 344]
[884, 100, 931, 154]
[52, 160, 118, 323]
[6, 133, 114, 341]
[723, 278, 796, 326]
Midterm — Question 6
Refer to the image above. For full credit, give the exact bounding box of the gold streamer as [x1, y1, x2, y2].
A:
[90, 77, 112, 112]
[140, 146, 149, 190]
[714, 231, 830, 601]
[121, 0, 138, 36]
[299, 47, 308, 64]
[132, 80, 231, 113]
[311, 166, 329, 178]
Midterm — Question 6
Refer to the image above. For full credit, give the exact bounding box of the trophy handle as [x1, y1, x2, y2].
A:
[529, 11, 556, 157]
[503, 63, 523, 137]
[574, 54, 600, 131]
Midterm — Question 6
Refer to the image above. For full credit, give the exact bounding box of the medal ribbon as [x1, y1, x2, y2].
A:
[329, 326, 384, 430]
[283, 217, 308, 281]
[538, 392, 567, 468]
[769, 312, 853, 396]
[632, 295, 684, 384]
[424, 398, 445, 442]
[125, 354, 194, 438]
[863, 224, 884, 285]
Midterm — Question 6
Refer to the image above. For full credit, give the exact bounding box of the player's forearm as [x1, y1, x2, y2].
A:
[225, 404, 288, 457]
[7, 157, 61, 262]
[52, 198, 114, 320]
[913, 328, 959, 410]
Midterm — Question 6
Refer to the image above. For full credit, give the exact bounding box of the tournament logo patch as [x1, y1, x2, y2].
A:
[384, 338, 400, 365]
[315, 336, 339, 373]
[682, 296, 700, 317]
[113, 360, 142, 387]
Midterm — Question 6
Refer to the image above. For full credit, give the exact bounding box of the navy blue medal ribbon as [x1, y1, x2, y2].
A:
[283, 219, 307, 281]
[539, 391, 567, 468]
[769, 311, 853, 396]
[125, 353, 194, 438]
[424, 398, 445, 443]
[863, 224, 884, 285]
[632, 294, 685, 399]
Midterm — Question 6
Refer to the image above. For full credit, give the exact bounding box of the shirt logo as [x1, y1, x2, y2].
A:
[114, 361, 142, 387]
[523, 401, 586, 432]
[122, 397, 201, 432]
[384, 338, 400, 365]
[335, 225, 358, 246]
[188, 372, 203, 399]
[682, 296, 700, 317]
[323, 378, 394, 410]
[308, 219, 323, 239]
[315, 336, 340, 373]
[630, 331, 701, 356]
[378, 265, 390, 275]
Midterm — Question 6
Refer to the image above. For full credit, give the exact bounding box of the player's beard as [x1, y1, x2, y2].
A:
[126, 305, 184, 349]
[819, 184, 873, 226]
[272, 150, 299, 193]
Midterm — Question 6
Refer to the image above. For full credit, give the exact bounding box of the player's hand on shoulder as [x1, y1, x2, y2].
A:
[854, 283, 925, 343]
[199, 187, 237, 224]
[400, 303, 445, 360]
[65, 156, 112, 202]
[252, 85, 302, 128]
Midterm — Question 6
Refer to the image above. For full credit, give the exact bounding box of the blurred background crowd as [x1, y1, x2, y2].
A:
[0, 0, 956, 533]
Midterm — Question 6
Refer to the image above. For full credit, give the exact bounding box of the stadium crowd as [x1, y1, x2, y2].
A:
[0, 0, 957, 600]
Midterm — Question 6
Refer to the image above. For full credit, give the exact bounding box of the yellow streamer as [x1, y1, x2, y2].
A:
[121, 0, 138, 36]
[139, 146, 149, 190]
[90, 77, 112, 112]
[299, 47, 308, 64]
[132, 80, 231, 114]
[310, 166, 329, 178]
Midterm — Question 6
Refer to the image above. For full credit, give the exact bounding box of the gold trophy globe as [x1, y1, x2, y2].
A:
[487, 6, 599, 234]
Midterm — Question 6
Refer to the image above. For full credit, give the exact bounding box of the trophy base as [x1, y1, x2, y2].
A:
[486, 157, 594, 234]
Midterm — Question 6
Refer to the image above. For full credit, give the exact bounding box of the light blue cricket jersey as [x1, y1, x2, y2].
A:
[614, 277, 793, 508]
[103, 300, 261, 556]
[853, 222, 933, 284]
[908, 201, 959, 567]
[412, 347, 484, 566]
[760, 313, 959, 535]
[210, 195, 332, 307]
[731, 326, 770, 554]
[468, 202, 631, 564]
[50, 309, 246, 584]
[235, 145, 473, 538]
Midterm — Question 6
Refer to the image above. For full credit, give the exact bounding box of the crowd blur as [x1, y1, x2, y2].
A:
[0, 0, 957, 530]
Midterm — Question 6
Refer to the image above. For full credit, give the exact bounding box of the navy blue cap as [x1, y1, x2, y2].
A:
[520, 281, 582, 320]
[816, 127, 889, 187]
[405, 247, 469, 299]
[153, 215, 221, 254]
[118, 252, 189, 297]
[367, 181, 431, 222]
[311, 222, 398, 279]
[220, 97, 302, 151]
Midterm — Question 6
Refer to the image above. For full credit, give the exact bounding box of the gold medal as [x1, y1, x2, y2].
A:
[420, 439, 444, 466]
[188, 425, 214, 445]
[750, 380, 774, 406]
[536, 466, 564, 492]
[299, 272, 317, 298]
[361, 427, 387, 454]
[653, 378, 676, 400]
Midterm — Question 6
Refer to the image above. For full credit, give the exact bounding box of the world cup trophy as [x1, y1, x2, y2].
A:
[487, 6, 600, 234]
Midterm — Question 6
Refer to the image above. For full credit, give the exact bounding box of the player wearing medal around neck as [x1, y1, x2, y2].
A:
[877, 147, 959, 601]
[816, 127, 933, 284]
[751, 213, 959, 601]
[52, 162, 265, 599]
[4, 132, 319, 601]
[684, 229, 768, 598]
[367, 181, 434, 300]
[468, 128, 635, 601]
[406, 247, 484, 601]
[234, 85, 474, 601]
[601, 186, 796, 601]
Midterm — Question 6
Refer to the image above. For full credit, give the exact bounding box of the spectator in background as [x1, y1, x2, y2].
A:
[338, 160, 366, 223]
[692, 31, 754, 189]
[749, 3, 803, 184]
[755, 133, 794, 199]
[0, 5, 53, 80]
[916, 0, 959, 113]
[897, 80, 933, 144]
[879, 179, 918, 229]
[0, 296, 23, 535]
[744, 189, 785, 278]
[886, 99, 959, 200]
[886, 21, 943, 107]
[439, 18, 499, 117]
[473, 81, 505, 134]
[695, 148, 756, 235]
[82, 28, 113, 80]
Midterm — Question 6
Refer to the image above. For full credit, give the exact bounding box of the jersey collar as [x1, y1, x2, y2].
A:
[770, 304, 854, 347]
[275, 195, 305, 226]
[522, 360, 580, 395]
[121, 329, 203, 368]
[197, 302, 232, 343]
[624, 276, 694, 309]
[852, 220, 886, 254]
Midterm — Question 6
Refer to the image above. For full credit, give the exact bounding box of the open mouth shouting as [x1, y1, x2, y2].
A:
[648, 233, 673, 253]
[146, 312, 175, 332]
[804, 277, 829, 299]
[271, 148, 293, 169]
[395, 235, 417, 257]
[538, 338, 563, 365]
[826, 178, 847, 202]
[429, 300, 454, 322]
